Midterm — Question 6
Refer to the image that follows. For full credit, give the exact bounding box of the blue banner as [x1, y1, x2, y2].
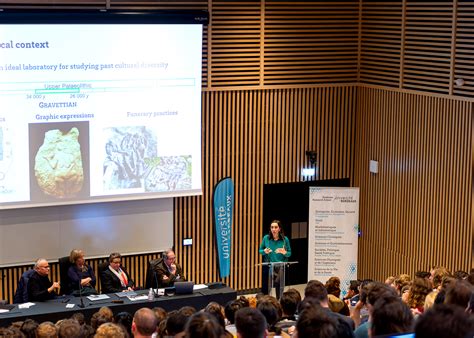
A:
[213, 177, 234, 279]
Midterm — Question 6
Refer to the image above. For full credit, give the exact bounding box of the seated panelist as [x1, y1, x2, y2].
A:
[67, 249, 97, 296]
[153, 249, 186, 288]
[28, 258, 60, 301]
[100, 252, 134, 294]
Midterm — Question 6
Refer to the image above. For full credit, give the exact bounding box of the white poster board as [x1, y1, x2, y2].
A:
[308, 187, 359, 296]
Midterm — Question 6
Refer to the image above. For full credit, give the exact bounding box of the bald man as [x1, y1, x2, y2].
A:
[27, 258, 60, 301]
[132, 308, 158, 338]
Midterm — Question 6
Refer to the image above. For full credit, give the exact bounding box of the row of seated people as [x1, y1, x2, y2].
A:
[2, 274, 474, 338]
[14, 248, 185, 303]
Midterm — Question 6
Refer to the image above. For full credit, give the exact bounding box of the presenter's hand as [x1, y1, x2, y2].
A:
[51, 282, 60, 291]
[275, 248, 286, 255]
[81, 277, 92, 286]
[162, 275, 169, 280]
[170, 264, 177, 274]
[264, 248, 272, 254]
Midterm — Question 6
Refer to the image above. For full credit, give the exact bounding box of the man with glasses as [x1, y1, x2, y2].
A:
[153, 249, 186, 288]
[27, 258, 60, 301]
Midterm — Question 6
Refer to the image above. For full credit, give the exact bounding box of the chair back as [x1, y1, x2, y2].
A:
[13, 269, 35, 303]
[145, 258, 162, 289]
[98, 261, 109, 292]
[58, 256, 73, 295]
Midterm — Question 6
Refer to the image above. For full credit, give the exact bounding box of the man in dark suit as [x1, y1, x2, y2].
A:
[100, 253, 134, 294]
[152, 249, 186, 288]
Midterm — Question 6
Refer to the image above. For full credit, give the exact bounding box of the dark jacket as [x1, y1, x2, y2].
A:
[100, 266, 134, 294]
[151, 258, 185, 288]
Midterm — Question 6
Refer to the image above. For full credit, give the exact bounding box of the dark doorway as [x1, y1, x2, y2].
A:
[262, 178, 350, 287]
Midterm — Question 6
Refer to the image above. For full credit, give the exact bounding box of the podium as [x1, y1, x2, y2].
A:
[260, 261, 298, 299]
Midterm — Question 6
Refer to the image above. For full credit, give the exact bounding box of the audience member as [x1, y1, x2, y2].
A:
[114, 312, 133, 337]
[132, 308, 158, 338]
[94, 322, 127, 338]
[185, 312, 225, 338]
[406, 277, 431, 314]
[36, 321, 58, 338]
[235, 307, 267, 338]
[165, 309, 188, 337]
[27, 258, 59, 302]
[256, 295, 283, 334]
[370, 296, 413, 337]
[70, 312, 85, 326]
[20, 319, 38, 338]
[445, 279, 473, 309]
[294, 301, 338, 338]
[57, 319, 81, 338]
[415, 304, 474, 338]
[304, 280, 355, 330]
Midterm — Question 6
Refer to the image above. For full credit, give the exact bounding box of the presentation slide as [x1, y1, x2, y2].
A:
[0, 21, 203, 209]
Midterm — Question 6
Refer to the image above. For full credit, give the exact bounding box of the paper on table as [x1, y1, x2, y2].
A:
[0, 309, 10, 313]
[66, 304, 75, 308]
[127, 295, 148, 301]
[19, 302, 35, 309]
[193, 284, 209, 290]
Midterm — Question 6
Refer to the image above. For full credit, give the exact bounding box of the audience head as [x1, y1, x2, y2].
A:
[445, 280, 473, 309]
[256, 296, 282, 331]
[304, 279, 328, 304]
[393, 274, 411, 295]
[415, 304, 474, 338]
[69, 249, 85, 266]
[294, 302, 337, 338]
[98, 307, 114, 323]
[185, 312, 225, 338]
[225, 299, 244, 324]
[407, 277, 431, 310]
[0, 326, 24, 337]
[57, 319, 81, 338]
[415, 270, 431, 279]
[370, 296, 413, 336]
[165, 309, 188, 336]
[20, 319, 38, 338]
[114, 312, 133, 337]
[279, 289, 301, 317]
[70, 312, 85, 326]
[454, 270, 469, 280]
[430, 266, 451, 289]
[204, 302, 226, 329]
[132, 308, 158, 337]
[235, 307, 267, 338]
[36, 321, 58, 338]
[94, 322, 126, 338]
[325, 276, 341, 297]
[268, 220, 285, 240]
[34, 258, 51, 277]
[90, 313, 109, 332]
[152, 307, 167, 325]
[236, 295, 250, 308]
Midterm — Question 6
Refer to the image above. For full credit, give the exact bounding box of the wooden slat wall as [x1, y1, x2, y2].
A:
[354, 86, 473, 280]
[264, 1, 359, 85]
[360, 1, 403, 87]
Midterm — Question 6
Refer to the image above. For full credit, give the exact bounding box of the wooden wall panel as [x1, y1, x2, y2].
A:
[359, 1, 403, 87]
[264, 1, 359, 85]
[454, 1, 474, 97]
[354, 86, 473, 281]
[402, 2, 453, 94]
[208, 0, 262, 87]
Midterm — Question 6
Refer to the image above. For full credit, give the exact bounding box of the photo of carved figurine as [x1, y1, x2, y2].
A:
[29, 121, 90, 200]
[102, 126, 157, 190]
